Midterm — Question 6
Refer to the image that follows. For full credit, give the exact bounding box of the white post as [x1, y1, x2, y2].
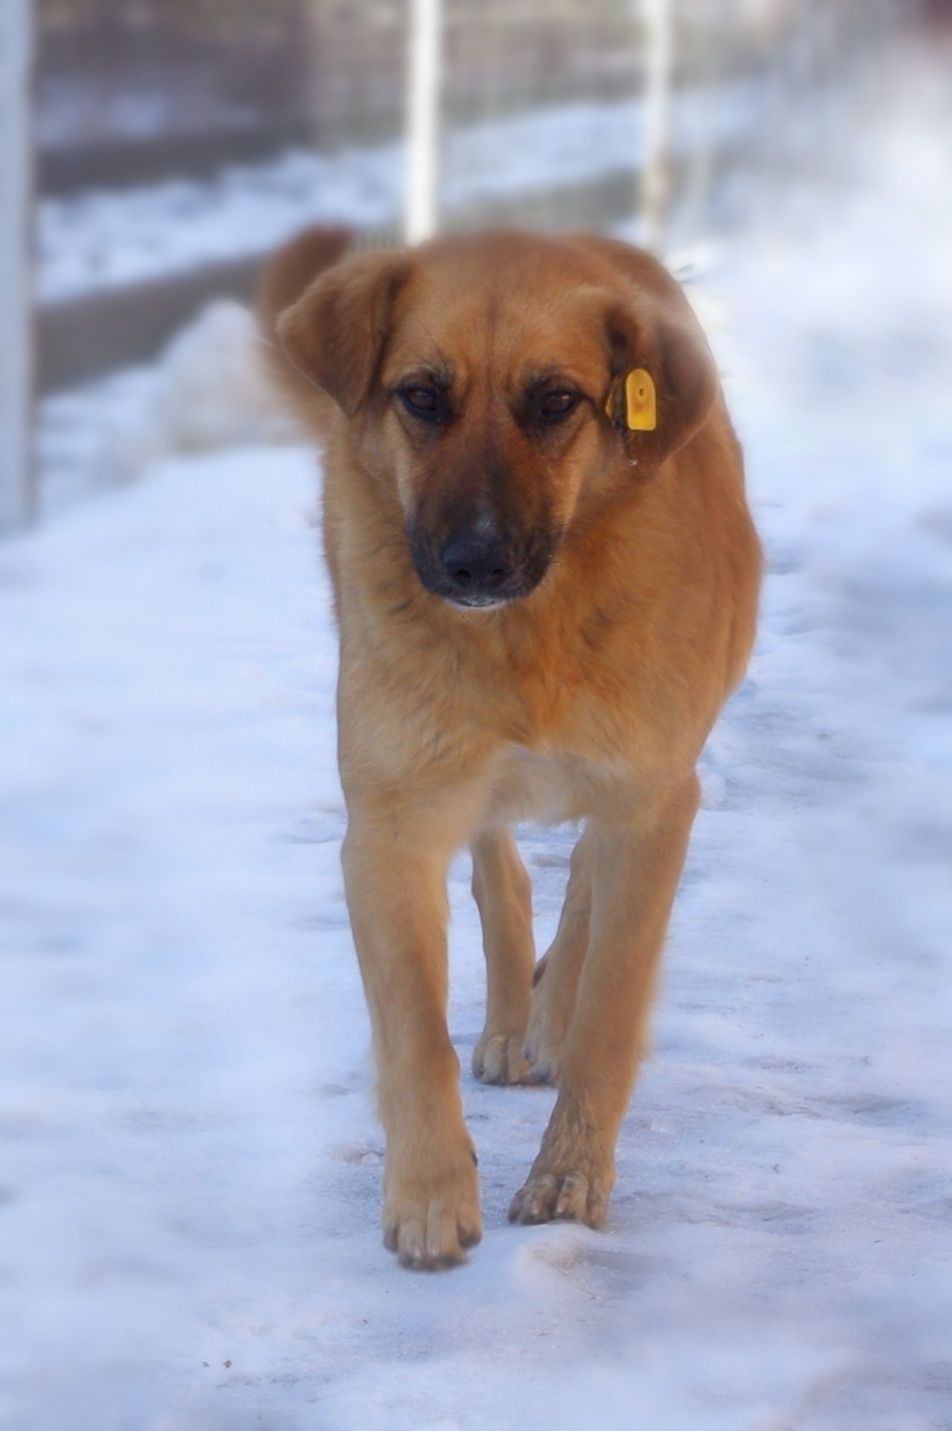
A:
[680, 0, 718, 245]
[404, 0, 442, 244]
[0, 0, 34, 533]
[640, 0, 673, 253]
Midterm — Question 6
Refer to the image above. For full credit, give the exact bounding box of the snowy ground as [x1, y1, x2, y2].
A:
[4, 49, 952, 1431]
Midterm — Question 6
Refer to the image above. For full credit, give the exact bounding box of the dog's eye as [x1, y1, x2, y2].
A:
[538, 390, 580, 421]
[399, 386, 442, 420]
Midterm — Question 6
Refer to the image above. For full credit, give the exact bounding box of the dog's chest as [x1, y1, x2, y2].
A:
[484, 742, 628, 827]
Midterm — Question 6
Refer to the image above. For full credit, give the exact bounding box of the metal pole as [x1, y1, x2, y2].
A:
[681, 0, 719, 245]
[0, 0, 34, 533]
[640, 0, 673, 253]
[404, 0, 442, 244]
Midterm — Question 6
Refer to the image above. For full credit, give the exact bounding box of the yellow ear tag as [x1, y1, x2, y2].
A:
[624, 368, 656, 431]
[603, 369, 657, 431]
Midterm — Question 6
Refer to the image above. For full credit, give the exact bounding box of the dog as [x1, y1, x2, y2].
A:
[259, 226, 761, 1269]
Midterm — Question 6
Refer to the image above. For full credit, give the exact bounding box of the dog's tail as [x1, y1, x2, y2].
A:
[257, 225, 353, 436]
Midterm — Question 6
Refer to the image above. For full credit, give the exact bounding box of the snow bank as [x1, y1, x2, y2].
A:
[38, 300, 291, 515]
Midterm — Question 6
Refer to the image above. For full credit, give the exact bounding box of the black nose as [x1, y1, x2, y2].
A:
[439, 533, 513, 596]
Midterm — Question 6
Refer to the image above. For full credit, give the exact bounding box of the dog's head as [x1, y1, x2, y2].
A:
[275, 230, 718, 610]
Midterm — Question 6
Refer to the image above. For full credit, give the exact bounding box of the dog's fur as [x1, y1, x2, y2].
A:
[260, 226, 761, 1269]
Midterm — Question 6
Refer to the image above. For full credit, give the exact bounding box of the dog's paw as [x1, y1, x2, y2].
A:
[521, 1040, 561, 1086]
[472, 1031, 530, 1085]
[383, 1155, 482, 1270]
[508, 1166, 611, 1229]
[522, 996, 566, 1085]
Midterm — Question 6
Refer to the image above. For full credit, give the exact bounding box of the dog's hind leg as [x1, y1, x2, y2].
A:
[470, 828, 535, 1085]
[524, 829, 593, 1084]
[510, 775, 700, 1228]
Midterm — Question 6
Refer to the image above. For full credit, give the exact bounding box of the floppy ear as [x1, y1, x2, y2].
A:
[276, 248, 410, 416]
[258, 225, 353, 341]
[567, 233, 718, 468]
[605, 294, 719, 468]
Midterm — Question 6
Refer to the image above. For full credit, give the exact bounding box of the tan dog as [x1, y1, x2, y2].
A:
[260, 227, 761, 1269]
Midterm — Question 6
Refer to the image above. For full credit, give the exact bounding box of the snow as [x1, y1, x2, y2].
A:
[36, 301, 299, 518]
[5, 45, 952, 1431]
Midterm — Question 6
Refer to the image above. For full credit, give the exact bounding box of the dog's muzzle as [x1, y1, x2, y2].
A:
[410, 524, 553, 609]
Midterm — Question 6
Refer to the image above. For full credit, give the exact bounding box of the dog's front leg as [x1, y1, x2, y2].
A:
[509, 774, 700, 1228]
[342, 814, 481, 1269]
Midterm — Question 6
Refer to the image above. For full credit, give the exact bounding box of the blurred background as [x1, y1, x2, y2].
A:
[0, 0, 943, 523]
[3, 5, 952, 1427]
